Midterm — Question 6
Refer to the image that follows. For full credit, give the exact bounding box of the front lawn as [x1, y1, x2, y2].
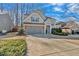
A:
[0, 39, 26, 56]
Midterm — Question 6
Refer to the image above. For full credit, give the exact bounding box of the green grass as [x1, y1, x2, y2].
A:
[0, 39, 27, 56]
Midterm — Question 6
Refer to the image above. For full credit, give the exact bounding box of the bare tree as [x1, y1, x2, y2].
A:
[17, 3, 25, 35]
[0, 3, 3, 12]
[16, 3, 18, 26]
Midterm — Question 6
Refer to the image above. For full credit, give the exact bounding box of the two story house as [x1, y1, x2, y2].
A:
[23, 10, 56, 34]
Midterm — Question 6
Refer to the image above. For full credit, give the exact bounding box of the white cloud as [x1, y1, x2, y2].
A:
[53, 7, 64, 12]
[54, 7, 61, 11]
[51, 3, 65, 12]
[67, 3, 76, 7]
[63, 3, 79, 16]
[69, 4, 77, 12]
[51, 3, 78, 13]
[67, 4, 79, 14]
[67, 17, 77, 21]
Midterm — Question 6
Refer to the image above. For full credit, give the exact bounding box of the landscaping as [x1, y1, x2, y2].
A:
[51, 28, 68, 36]
[0, 39, 27, 56]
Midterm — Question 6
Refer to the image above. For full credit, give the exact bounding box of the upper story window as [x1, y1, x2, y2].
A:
[31, 16, 39, 22]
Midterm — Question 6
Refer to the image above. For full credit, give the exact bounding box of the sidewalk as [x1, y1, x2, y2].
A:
[0, 32, 17, 39]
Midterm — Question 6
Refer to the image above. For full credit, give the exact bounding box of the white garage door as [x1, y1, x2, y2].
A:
[25, 26, 44, 34]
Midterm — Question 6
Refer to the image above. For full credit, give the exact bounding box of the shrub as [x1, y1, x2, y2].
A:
[11, 28, 18, 32]
[51, 28, 62, 34]
[51, 28, 68, 36]
[56, 32, 68, 36]
[17, 29, 25, 35]
[0, 39, 26, 56]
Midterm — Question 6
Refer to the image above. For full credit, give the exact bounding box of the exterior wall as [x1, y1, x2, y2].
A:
[74, 28, 79, 33]
[62, 29, 72, 33]
[0, 13, 13, 31]
[45, 18, 56, 25]
[24, 13, 44, 23]
[52, 25, 61, 28]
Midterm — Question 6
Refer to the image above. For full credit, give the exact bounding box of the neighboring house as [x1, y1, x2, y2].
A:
[52, 21, 66, 28]
[52, 20, 79, 34]
[61, 27, 71, 34]
[0, 12, 14, 32]
[62, 20, 79, 34]
[23, 10, 56, 34]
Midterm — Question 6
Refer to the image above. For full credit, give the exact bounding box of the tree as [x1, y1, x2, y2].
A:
[17, 4, 25, 35]
[0, 3, 3, 12]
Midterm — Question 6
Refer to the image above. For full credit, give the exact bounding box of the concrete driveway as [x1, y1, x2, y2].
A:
[26, 35, 79, 56]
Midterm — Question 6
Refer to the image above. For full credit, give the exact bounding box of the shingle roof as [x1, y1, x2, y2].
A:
[24, 22, 45, 25]
[44, 16, 56, 22]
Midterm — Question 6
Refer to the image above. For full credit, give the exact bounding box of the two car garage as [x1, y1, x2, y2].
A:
[24, 23, 45, 34]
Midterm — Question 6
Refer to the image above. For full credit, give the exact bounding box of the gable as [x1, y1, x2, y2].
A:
[23, 12, 45, 23]
[45, 17, 56, 25]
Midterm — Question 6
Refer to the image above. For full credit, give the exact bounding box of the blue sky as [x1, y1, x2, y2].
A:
[0, 3, 79, 22]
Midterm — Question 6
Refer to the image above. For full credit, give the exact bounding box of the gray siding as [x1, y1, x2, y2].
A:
[0, 13, 13, 31]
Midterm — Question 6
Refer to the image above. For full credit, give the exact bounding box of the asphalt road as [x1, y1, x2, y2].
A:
[30, 34, 79, 39]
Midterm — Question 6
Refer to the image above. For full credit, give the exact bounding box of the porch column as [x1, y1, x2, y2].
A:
[50, 24, 52, 34]
[44, 25, 46, 34]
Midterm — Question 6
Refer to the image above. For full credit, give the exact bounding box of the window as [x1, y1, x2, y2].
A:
[31, 16, 39, 22]
[31, 16, 35, 22]
[36, 18, 39, 22]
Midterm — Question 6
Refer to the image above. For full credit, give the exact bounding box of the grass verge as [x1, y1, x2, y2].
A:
[0, 39, 26, 56]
